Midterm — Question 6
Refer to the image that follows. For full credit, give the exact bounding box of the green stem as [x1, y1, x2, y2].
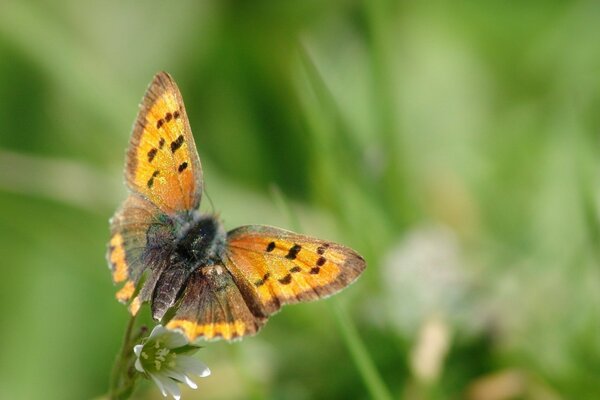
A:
[331, 303, 393, 400]
[270, 188, 393, 400]
[109, 313, 139, 400]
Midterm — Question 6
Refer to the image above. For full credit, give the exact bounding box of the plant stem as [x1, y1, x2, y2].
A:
[271, 187, 393, 400]
[109, 313, 138, 400]
[331, 302, 393, 400]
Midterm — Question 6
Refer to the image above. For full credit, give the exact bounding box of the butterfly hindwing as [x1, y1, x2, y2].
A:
[126, 71, 203, 214]
[107, 194, 163, 307]
[224, 225, 366, 315]
[166, 264, 266, 341]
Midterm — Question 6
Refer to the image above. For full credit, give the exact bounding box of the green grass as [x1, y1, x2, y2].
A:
[1, 1, 600, 399]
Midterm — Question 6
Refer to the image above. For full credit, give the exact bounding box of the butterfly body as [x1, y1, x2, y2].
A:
[107, 72, 366, 342]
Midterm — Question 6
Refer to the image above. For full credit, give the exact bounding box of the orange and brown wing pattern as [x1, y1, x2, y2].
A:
[224, 225, 366, 316]
[126, 71, 202, 214]
[107, 194, 163, 307]
[166, 264, 265, 342]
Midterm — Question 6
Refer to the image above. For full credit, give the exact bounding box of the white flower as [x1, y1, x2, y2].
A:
[382, 224, 470, 335]
[134, 325, 210, 400]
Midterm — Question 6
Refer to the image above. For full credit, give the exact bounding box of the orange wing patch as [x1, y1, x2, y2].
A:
[126, 72, 203, 214]
[116, 280, 136, 303]
[108, 233, 128, 283]
[225, 226, 366, 315]
[166, 320, 247, 341]
[108, 232, 137, 303]
[129, 296, 142, 316]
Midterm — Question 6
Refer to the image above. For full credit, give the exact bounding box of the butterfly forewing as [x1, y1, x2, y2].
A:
[224, 225, 366, 316]
[126, 72, 203, 214]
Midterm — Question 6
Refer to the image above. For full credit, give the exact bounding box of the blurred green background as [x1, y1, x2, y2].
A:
[1, 1, 600, 399]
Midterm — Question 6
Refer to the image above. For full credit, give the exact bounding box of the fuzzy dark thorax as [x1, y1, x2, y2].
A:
[173, 210, 226, 267]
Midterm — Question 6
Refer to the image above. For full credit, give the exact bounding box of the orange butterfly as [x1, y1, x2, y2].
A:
[107, 72, 366, 342]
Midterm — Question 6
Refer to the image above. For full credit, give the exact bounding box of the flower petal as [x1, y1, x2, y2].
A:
[164, 368, 199, 389]
[164, 368, 186, 382]
[133, 344, 144, 357]
[176, 355, 211, 377]
[149, 325, 168, 340]
[135, 358, 145, 373]
[183, 375, 198, 389]
[163, 331, 188, 349]
[159, 375, 182, 400]
[149, 373, 167, 397]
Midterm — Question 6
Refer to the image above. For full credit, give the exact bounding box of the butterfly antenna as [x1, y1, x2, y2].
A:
[204, 188, 216, 214]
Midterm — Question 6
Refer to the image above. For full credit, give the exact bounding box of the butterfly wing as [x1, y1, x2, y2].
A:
[163, 226, 365, 343]
[223, 225, 366, 316]
[107, 194, 164, 309]
[166, 264, 266, 341]
[126, 71, 203, 214]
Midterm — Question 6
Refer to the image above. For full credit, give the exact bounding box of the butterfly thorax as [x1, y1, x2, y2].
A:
[172, 211, 226, 267]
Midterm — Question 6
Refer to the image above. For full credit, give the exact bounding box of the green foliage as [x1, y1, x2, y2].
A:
[0, 0, 599, 399]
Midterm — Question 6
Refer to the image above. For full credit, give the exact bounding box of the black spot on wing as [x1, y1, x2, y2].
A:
[147, 170, 160, 188]
[178, 162, 188, 173]
[254, 272, 270, 287]
[147, 148, 157, 162]
[170, 135, 184, 153]
[317, 245, 328, 255]
[278, 274, 292, 285]
[266, 242, 276, 252]
[285, 244, 301, 260]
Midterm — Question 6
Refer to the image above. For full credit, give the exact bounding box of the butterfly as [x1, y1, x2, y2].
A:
[107, 72, 366, 342]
